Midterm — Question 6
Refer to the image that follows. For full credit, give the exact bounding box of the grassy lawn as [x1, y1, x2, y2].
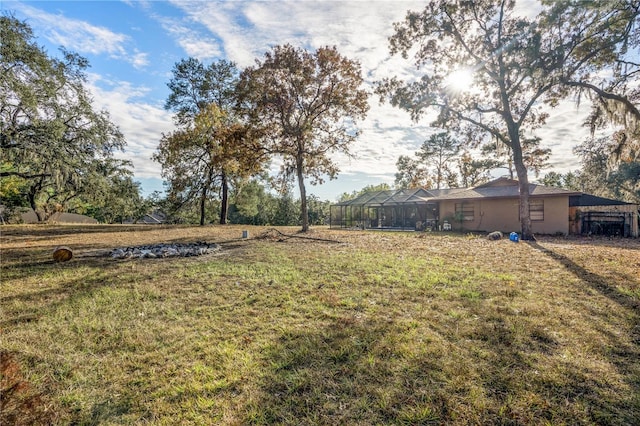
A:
[1, 225, 639, 425]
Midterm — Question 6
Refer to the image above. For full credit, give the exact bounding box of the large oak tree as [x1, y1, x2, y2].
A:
[239, 44, 369, 232]
[377, 0, 639, 239]
[1, 16, 126, 221]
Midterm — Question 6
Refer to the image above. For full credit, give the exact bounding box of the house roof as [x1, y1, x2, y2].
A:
[569, 194, 632, 207]
[434, 178, 580, 201]
[333, 177, 581, 207]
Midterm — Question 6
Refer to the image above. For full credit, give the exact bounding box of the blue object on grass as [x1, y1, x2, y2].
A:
[509, 232, 519, 242]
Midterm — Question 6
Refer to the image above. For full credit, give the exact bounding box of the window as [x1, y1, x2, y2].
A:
[455, 202, 475, 221]
[529, 199, 544, 221]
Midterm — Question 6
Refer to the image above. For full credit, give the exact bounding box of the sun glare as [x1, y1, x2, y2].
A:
[444, 68, 475, 93]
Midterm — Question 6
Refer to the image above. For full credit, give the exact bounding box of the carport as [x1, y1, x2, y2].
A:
[569, 194, 639, 237]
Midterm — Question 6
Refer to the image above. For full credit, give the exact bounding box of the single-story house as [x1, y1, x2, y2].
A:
[124, 210, 167, 225]
[330, 177, 639, 237]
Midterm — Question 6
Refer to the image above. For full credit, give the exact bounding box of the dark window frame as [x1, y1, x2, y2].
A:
[455, 202, 475, 221]
[530, 199, 544, 221]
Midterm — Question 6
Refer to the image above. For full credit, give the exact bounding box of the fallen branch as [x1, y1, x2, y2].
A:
[257, 228, 343, 244]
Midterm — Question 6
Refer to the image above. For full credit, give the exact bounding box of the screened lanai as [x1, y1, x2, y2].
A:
[329, 188, 440, 230]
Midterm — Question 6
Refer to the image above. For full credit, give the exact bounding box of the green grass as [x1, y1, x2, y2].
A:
[1, 225, 639, 425]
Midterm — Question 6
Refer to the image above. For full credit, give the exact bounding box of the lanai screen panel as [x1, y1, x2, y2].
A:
[329, 188, 437, 229]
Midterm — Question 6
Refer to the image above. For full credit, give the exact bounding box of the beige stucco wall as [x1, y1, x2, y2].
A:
[439, 196, 570, 235]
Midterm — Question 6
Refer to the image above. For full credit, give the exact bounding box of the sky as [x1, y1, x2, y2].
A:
[2, 0, 592, 202]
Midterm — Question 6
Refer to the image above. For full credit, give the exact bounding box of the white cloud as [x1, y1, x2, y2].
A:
[131, 50, 150, 69]
[8, 0, 604, 198]
[165, 0, 257, 66]
[167, 1, 424, 66]
[11, 2, 149, 69]
[86, 74, 174, 179]
[122, 0, 152, 10]
[536, 99, 592, 174]
[153, 14, 223, 60]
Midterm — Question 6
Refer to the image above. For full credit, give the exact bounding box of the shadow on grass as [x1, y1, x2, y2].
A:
[1, 251, 148, 424]
[0, 245, 188, 328]
[244, 309, 640, 424]
[0, 266, 119, 329]
[527, 242, 639, 313]
[0, 224, 176, 239]
[534, 235, 640, 251]
[528, 241, 640, 422]
[245, 316, 444, 424]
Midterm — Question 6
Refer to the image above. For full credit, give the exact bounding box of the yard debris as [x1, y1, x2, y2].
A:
[52, 246, 73, 262]
[255, 228, 343, 243]
[486, 231, 503, 241]
[109, 242, 220, 259]
[255, 228, 286, 241]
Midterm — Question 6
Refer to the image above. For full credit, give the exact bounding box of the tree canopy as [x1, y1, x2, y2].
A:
[574, 135, 640, 203]
[377, 0, 639, 239]
[154, 103, 263, 225]
[395, 141, 499, 190]
[165, 58, 239, 127]
[395, 155, 431, 189]
[416, 132, 462, 189]
[158, 58, 264, 225]
[338, 183, 392, 203]
[239, 44, 369, 232]
[0, 15, 131, 221]
[481, 136, 551, 180]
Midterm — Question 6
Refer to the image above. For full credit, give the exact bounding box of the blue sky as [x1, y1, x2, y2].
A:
[3, 1, 589, 201]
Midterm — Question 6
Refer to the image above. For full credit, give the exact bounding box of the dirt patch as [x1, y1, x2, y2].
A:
[0, 352, 56, 426]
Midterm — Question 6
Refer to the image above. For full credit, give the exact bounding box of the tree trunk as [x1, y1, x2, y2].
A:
[220, 172, 228, 225]
[199, 187, 207, 226]
[296, 156, 309, 232]
[28, 183, 43, 222]
[511, 137, 534, 240]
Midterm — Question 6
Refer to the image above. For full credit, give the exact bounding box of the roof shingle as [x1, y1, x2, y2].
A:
[332, 178, 581, 206]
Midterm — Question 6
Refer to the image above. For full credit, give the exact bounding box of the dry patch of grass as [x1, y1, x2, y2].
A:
[1, 225, 639, 424]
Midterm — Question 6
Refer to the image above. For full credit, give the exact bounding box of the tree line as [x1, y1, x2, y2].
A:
[0, 16, 364, 227]
[393, 131, 551, 190]
[156, 45, 368, 231]
[2, 1, 638, 236]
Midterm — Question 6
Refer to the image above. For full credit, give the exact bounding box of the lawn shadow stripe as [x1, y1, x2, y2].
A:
[527, 241, 639, 313]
